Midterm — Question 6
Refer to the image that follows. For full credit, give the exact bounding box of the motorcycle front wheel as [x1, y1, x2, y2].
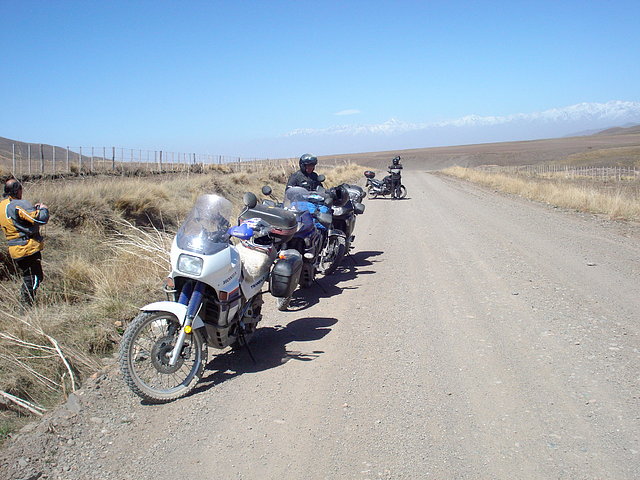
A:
[320, 236, 346, 275]
[276, 295, 291, 311]
[119, 311, 207, 403]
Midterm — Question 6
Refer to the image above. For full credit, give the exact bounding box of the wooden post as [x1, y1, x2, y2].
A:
[112, 147, 116, 171]
[28, 144, 32, 175]
[12, 143, 16, 174]
[66, 147, 70, 173]
[159, 150, 163, 172]
[79, 146, 83, 172]
[52, 145, 56, 173]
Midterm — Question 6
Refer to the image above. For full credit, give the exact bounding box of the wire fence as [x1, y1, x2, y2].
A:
[474, 164, 640, 182]
[1, 143, 291, 177]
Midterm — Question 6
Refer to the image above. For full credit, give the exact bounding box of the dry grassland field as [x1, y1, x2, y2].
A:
[0, 128, 639, 480]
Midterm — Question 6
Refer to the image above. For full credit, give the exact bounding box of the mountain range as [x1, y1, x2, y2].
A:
[278, 101, 640, 156]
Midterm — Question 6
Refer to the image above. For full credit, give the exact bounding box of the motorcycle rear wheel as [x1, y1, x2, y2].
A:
[119, 311, 207, 403]
[394, 185, 407, 199]
[367, 186, 378, 199]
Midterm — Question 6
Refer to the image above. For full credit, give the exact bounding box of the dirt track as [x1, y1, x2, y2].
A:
[2, 171, 639, 479]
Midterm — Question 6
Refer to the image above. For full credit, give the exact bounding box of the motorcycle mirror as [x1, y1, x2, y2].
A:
[243, 192, 258, 209]
[316, 174, 326, 183]
[261, 185, 272, 196]
[354, 202, 365, 215]
[228, 223, 254, 240]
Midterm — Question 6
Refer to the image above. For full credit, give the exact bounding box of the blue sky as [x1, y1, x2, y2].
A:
[1, 1, 639, 157]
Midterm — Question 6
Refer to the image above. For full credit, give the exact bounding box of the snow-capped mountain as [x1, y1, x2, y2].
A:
[278, 101, 640, 155]
[285, 101, 640, 137]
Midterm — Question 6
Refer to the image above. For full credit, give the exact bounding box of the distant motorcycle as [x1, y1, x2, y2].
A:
[364, 169, 407, 199]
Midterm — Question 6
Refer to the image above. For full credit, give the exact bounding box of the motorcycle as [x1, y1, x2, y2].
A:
[364, 169, 407, 199]
[119, 192, 299, 403]
[331, 184, 366, 254]
[261, 185, 332, 310]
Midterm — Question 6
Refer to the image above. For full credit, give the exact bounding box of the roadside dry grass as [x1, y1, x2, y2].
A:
[0, 162, 363, 440]
[441, 166, 640, 222]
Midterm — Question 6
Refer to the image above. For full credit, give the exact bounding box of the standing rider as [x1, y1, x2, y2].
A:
[0, 179, 50, 306]
[286, 153, 324, 191]
[386, 156, 403, 198]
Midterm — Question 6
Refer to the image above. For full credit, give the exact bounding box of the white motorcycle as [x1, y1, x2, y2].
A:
[119, 193, 300, 403]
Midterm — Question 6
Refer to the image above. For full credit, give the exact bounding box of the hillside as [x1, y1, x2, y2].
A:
[322, 124, 640, 171]
[4, 124, 640, 175]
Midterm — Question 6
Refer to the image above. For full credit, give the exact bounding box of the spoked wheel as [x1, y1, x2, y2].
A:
[119, 311, 207, 403]
[319, 236, 346, 275]
[394, 185, 407, 199]
[276, 295, 291, 311]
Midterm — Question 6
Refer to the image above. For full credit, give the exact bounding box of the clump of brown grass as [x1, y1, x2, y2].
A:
[442, 166, 640, 221]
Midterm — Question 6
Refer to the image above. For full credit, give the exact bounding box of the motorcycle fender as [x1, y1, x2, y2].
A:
[139, 301, 205, 329]
[328, 229, 346, 238]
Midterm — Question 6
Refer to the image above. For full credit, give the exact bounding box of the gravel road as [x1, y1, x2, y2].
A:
[2, 171, 639, 480]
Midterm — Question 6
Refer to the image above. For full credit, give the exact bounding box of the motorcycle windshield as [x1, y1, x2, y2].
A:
[284, 187, 326, 213]
[176, 194, 232, 255]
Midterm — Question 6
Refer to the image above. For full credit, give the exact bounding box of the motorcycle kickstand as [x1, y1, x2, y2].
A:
[238, 326, 256, 364]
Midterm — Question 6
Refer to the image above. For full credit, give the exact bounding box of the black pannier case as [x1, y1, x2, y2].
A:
[270, 249, 303, 298]
[239, 204, 298, 242]
[364, 170, 375, 179]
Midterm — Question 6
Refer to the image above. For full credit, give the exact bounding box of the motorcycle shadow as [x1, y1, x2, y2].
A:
[189, 316, 338, 395]
[286, 250, 383, 311]
[368, 196, 411, 201]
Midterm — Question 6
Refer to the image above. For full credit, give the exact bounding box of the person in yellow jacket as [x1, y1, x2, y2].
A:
[0, 178, 50, 305]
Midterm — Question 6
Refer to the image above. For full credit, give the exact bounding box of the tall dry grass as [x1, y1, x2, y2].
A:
[0, 162, 364, 437]
[441, 166, 640, 222]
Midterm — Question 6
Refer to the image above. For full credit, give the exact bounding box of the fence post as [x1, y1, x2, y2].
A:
[39, 144, 45, 174]
[12, 143, 16, 174]
[66, 147, 70, 173]
[112, 147, 115, 171]
[28, 144, 31, 175]
[159, 150, 163, 172]
[52, 145, 56, 173]
[79, 146, 83, 172]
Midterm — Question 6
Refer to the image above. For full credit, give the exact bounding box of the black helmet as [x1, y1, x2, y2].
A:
[392, 156, 401, 166]
[299, 153, 318, 170]
[331, 184, 349, 208]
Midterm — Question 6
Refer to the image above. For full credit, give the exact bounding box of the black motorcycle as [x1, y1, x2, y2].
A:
[364, 169, 407, 199]
[331, 184, 366, 255]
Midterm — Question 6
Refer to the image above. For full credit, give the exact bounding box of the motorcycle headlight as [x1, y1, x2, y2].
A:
[177, 254, 203, 276]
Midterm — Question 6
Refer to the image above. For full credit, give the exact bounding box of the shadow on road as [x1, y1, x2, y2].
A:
[367, 196, 412, 201]
[187, 316, 338, 397]
[285, 249, 383, 311]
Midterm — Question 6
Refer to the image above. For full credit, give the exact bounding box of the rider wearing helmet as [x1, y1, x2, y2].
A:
[286, 153, 324, 191]
[385, 156, 403, 198]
